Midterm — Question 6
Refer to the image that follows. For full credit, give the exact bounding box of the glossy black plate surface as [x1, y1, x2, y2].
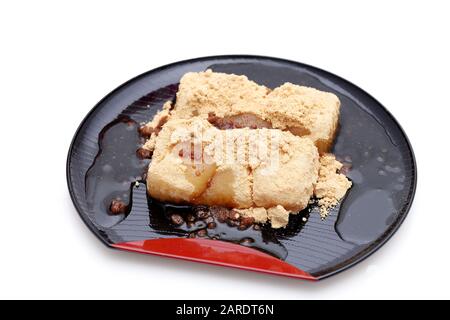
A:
[67, 55, 417, 279]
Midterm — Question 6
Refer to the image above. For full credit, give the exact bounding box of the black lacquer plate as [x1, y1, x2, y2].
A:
[67, 55, 417, 280]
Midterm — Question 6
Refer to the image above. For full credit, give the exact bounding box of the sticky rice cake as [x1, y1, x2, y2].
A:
[146, 118, 319, 212]
[170, 70, 340, 153]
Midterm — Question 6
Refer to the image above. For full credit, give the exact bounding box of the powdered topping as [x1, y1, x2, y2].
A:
[314, 154, 352, 218]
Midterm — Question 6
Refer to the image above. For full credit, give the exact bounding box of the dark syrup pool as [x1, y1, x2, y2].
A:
[85, 116, 150, 228]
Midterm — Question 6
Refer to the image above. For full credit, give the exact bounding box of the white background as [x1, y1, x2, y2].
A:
[0, 0, 449, 300]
